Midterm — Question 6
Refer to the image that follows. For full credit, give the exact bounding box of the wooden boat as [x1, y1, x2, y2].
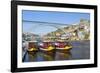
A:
[55, 42, 72, 52]
[39, 42, 55, 52]
[27, 41, 38, 52]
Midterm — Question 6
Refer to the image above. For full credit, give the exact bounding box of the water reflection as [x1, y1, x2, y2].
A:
[24, 52, 37, 62]
[37, 51, 55, 61]
[55, 51, 71, 60]
[23, 41, 90, 62]
[23, 50, 71, 62]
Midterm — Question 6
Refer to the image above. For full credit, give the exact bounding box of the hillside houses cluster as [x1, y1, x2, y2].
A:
[42, 19, 90, 42]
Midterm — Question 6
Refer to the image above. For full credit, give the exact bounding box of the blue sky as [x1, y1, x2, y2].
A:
[22, 10, 90, 36]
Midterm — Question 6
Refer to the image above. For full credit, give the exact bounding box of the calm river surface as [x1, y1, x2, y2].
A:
[23, 40, 90, 62]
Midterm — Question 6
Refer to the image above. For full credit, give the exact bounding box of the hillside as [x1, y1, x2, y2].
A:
[42, 19, 90, 42]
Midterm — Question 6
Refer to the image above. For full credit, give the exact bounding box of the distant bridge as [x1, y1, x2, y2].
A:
[23, 20, 79, 41]
[23, 20, 71, 35]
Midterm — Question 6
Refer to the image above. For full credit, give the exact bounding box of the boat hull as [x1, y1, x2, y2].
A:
[27, 48, 38, 53]
[56, 46, 72, 53]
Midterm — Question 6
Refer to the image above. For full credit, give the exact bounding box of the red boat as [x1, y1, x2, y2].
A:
[55, 42, 72, 52]
[39, 42, 55, 52]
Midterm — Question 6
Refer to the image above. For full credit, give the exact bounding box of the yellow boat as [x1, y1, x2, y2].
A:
[55, 42, 72, 52]
[58, 45, 72, 50]
[39, 42, 55, 52]
[40, 46, 54, 51]
[27, 41, 38, 52]
[27, 47, 38, 52]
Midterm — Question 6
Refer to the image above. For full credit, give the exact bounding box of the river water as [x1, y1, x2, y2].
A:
[23, 40, 90, 62]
